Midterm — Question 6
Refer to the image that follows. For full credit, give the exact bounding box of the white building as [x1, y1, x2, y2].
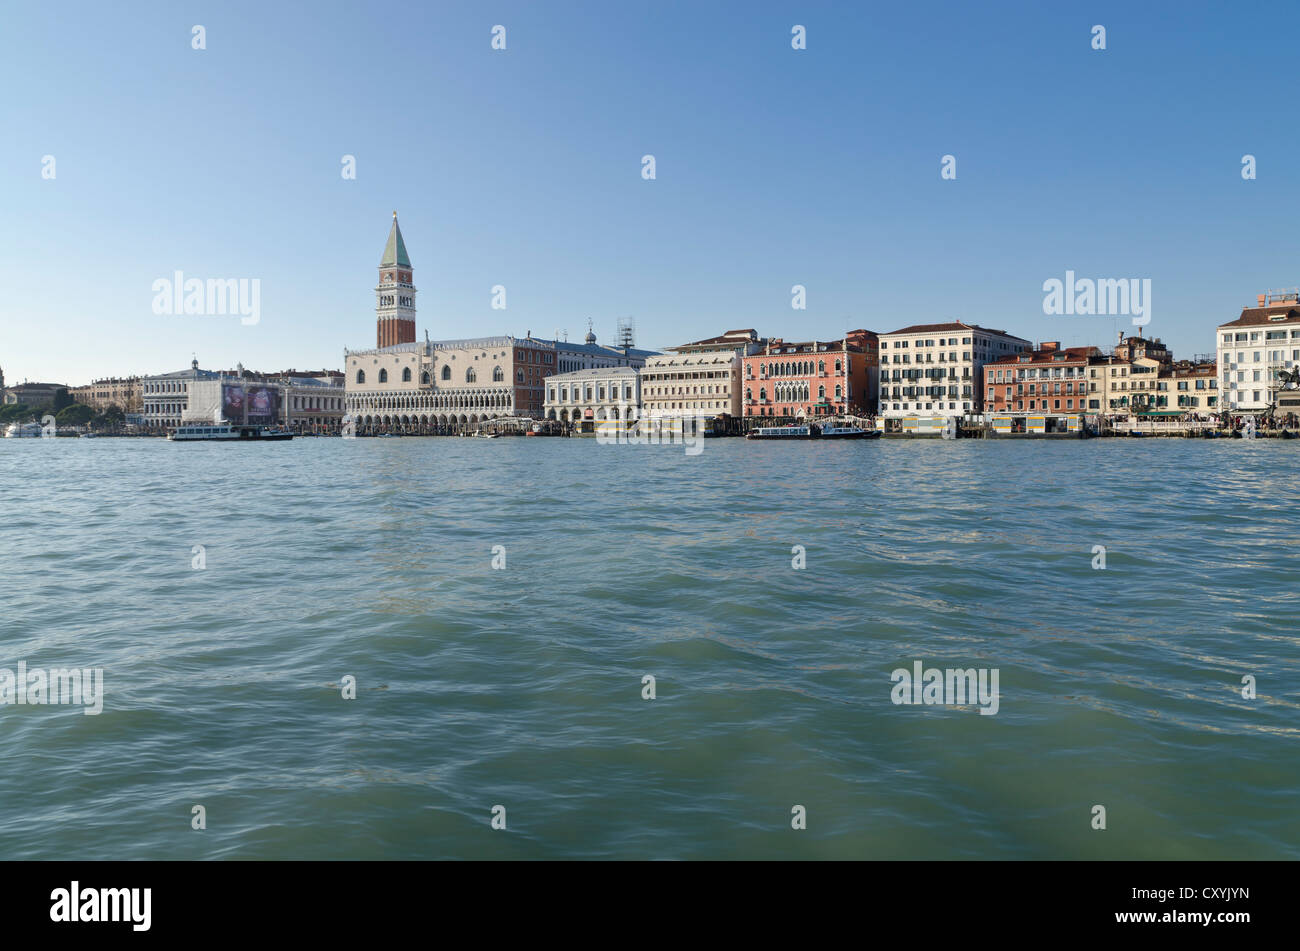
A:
[142, 359, 219, 430]
[345, 336, 555, 430]
[877, 321, 1030, 419]
[544, 367, 639, 430]
[639, 329, 766, 420]
[184, 375, 347, 432]
[1217, 291, 1300, 415]
[344, 215, 557, 430]
[282, 377, 347, 432]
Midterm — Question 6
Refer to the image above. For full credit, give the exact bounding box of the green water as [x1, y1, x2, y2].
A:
[0, 437, 1296, 858]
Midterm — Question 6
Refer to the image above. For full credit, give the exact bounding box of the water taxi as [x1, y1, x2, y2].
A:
[168, 423, 293, 442]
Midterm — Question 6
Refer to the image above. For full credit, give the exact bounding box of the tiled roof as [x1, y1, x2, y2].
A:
[987, 346, 1097, 366]
[670, 330, 760, 348]
[1218, 305, 1300, 328]
[883, 320, 1017, 337]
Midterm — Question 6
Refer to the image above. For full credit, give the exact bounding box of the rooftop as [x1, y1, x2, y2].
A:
[530, 337, 658, 359]
[667, 329, 762, 351]
[757, 330, 876, 355]
[643, 353, 736, 366]
[346, 335, 553, 356]
[882, 320, 1019, 338]
[988, 345, 1100, 366]
[1219, 304, 1300, 329]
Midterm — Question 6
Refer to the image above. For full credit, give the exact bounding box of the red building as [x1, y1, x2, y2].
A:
[983, 342, 1101, 413]
[741, 330, 879, 419]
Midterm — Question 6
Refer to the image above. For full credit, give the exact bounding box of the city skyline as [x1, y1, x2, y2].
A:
[6, 2, 1300, 384]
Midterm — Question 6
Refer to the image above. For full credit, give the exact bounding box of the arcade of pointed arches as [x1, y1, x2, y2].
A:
[346, 386, 517, 432]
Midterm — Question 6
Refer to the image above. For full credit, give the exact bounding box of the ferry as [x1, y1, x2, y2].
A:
[4, 422, 44, 438]
[746, 423, 881, 440]
[168, 423, 293, 442]
[819, 425, 881, 440]
[747, 424, 819, 440]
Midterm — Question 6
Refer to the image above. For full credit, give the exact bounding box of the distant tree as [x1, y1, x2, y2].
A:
[56, 403, 95, 426]
[0, 402, 33, 423]
[51, 388, 73, 413]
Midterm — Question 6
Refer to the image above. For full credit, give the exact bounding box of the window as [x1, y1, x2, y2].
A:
[402, 367, 411, 382]
[493, 366, 504, 382]
[356, 370, 365, 384]
[441, 366, 451, 381]
[378, 369, 388, 383]
[421, 371, 429, 384]
[466, 368, 476, 383]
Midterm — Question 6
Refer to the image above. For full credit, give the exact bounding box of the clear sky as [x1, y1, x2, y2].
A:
[3, 0, 1299, 385]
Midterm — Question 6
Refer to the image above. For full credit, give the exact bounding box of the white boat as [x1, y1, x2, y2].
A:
[4, 422, 44, 438]
[168, 423, 293, 442]
[79, 432, 98, 438]
[819, 425, 881, 440]
[746, 424, 817, 440]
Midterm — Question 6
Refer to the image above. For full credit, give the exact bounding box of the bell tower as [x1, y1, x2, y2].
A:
[376, 211, 417, 348]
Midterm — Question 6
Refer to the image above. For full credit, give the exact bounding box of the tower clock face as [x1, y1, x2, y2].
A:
[384, 272, 393, 282]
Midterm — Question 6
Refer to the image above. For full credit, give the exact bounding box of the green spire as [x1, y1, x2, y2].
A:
[380, 211, 411, 268]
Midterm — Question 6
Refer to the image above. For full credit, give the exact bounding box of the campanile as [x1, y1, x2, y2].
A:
[376, 212, 417, 348]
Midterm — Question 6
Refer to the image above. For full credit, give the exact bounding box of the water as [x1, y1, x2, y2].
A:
[1, 436, 1297, 859]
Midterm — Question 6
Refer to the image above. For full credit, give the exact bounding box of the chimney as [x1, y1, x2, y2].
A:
[1040, 341, 1059, 352]
[1258, 294, 1267, 308]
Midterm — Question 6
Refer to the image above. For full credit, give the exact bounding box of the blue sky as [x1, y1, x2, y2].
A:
[3, 0, 1300, 384]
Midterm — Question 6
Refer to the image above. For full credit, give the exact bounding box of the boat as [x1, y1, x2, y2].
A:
[168, 423, 293, 442]
[819, 425, 881, 440]
[746, 422, 882, 440]
[79, 432, 98, 438]
[747, 424, 819, 440]
[473, 431, 499, 438]
[4, 422, 44, 438]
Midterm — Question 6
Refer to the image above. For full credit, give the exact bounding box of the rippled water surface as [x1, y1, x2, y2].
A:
[1, 436, 1297, 859]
